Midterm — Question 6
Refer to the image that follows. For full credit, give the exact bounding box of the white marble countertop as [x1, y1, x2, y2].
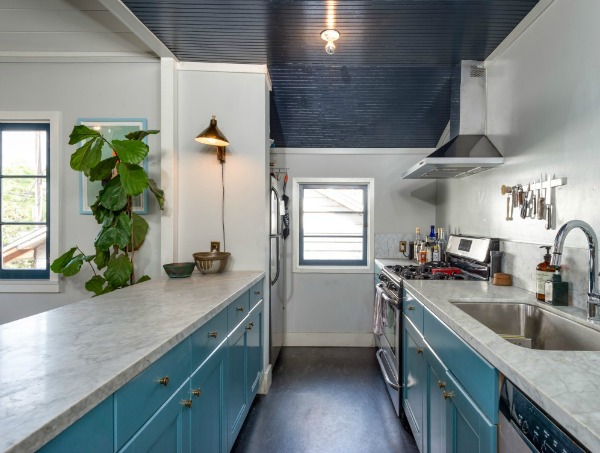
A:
[0, 270, 264, 453]
[375, 258, 415, 267]
[403, 279, 600, 451]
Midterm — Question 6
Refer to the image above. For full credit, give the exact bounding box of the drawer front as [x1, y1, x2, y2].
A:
[115, 338, 191, 450]
[249, 280, 264, 309]
[403, 289, 424, 334]
[192, 307, 228, 370]
[228, 291, 250, 332]
[423, 308, 498, 423]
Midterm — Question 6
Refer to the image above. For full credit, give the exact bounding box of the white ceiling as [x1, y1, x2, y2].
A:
[0, 0, 155, 60]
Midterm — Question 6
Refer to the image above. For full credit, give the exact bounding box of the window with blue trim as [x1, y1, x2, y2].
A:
[298, 183, 368, 266]
[0, 123, 50, 279]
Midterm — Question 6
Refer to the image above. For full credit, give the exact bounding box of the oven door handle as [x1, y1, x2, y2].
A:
[381, 290, 399, 310]
[376, 349, 400, 390]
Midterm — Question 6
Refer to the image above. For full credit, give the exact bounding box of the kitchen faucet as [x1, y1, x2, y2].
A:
[550, 220, 600, 321]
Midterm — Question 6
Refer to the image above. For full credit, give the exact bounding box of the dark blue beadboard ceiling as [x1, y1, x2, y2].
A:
[123, 0, 538, 148]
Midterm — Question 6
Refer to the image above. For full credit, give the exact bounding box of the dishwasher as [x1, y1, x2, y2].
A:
[499, 378, 588, 452]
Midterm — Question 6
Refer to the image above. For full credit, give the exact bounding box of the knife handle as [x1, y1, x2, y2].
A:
[537, 197, 545, 220]
[545, 204, 552, 230]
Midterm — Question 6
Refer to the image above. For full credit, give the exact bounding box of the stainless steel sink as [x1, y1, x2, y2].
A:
[451, 302, 600, 351]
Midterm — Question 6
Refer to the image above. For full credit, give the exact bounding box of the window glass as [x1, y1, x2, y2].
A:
[299, 184, 368, 266]
[0, 124, 50, 278]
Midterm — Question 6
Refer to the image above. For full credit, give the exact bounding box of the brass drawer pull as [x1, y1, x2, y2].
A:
[156, 376, 169, 386]
[246, 322, 254, 330]
[254, 291, 261, 295]
[236, 306, 245, 312]
[416, 348, 423, 354]
[180, 399, 193, 408]
[443, 391, 454, 400]
[408, 305, 415, 311]
[438, 380, 446, 389]
[192, 388, 202, 397]
[208, 331, 218, 338]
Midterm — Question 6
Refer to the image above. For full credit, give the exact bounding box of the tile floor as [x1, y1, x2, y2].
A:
[231, 347, 418, 453]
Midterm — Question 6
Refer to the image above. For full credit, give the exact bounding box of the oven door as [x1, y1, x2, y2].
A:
[375, 290, 401, 416]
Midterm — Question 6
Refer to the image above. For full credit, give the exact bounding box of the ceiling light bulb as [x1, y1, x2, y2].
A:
[320, 29, 339, 55]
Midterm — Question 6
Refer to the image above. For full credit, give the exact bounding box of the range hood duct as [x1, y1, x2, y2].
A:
[402, 61, 503, 179]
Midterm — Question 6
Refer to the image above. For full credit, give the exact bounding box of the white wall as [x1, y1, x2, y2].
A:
[436, 0, 600, 308]
[0, 62, 161, 324]
[271, 152, 436, 346]
[176, 69, 268, 270]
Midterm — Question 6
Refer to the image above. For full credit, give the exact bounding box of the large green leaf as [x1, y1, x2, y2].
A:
[91, 201, 115, 227]
[70, 137, 103, 175]
[90, 156, 118, 182]
[148, 178, 165, 210]
[131, 213, 149, 251]
[62, 254, 85, 277]
[98, 176, 128, 211]
[118, 162, 148, 196]
[136, 275, 151, 284]
[104, 254, 133, 287]
[112, 139, 148, 164]
[50, 247, 78, 273]
[94, 248, 110, 269]
[125, 130, 159, 141]
[69, 125, 100, 145]
[95, 213, 131, 250]
[85, 275, 106, 296]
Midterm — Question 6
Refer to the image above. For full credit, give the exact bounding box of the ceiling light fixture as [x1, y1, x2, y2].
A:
[320, 29, 339, 55]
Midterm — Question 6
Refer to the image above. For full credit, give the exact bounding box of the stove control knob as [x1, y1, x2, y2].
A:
[522, 420, 529, 435]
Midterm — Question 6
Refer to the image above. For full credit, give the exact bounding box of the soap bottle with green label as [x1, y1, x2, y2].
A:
[545, 270, 569, 306]
[536, 246, 556, 301]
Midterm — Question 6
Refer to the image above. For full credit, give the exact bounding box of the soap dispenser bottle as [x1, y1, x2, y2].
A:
[544, 270, 569, 306]
[536, 246, 556, 301]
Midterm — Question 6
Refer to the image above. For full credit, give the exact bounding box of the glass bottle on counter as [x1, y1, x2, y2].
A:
[414, 227, 422, 262]
[536, 246, 557, 301]
[437, 227, 446, 262]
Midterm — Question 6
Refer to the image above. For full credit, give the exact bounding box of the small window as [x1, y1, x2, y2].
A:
[0, 123, 50, 279]
[294, 178, 373, 271]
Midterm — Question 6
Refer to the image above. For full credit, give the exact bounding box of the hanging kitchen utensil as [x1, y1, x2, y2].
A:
[516, 185, 523, 208]
[545, 174, 553, 229]
[501, 185, 512, 196]
[282, 173, 290, 239]
[520, 184, 529, 219]
[506, 195, 511, 221]
[530, 182, 536, 219]
[537, 174, 545, 220]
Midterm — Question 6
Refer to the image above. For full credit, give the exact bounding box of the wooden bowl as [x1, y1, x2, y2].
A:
[193, 252, 231, 274]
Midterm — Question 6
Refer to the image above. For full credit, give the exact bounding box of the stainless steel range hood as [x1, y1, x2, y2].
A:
[402, 61, 503, 179]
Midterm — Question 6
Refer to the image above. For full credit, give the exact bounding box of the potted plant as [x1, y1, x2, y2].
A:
[51, 125, 164, 296]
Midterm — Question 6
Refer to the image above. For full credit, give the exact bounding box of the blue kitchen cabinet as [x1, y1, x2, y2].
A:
[39, 397, 113, 453]
[120, 380, 192, 453]
[190, 342, 227, 453]
[425, 346, 447, 453]
[246, 302, 263, 399]
[227, 318, 248, 447]
[403, 317, 427, 452]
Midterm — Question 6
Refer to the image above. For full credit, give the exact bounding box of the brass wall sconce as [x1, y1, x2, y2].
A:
[195, 115, 230, 163]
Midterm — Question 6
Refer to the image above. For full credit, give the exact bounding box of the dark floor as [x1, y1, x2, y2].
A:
[231, 347, 418, 453]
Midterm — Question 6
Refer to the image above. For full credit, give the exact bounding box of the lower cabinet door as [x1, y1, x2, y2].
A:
[425, 348, 448, 453]
[444, 371, 496, 453]
[190, 342, 227, 453]
[120, 381, 192, 453]
[403, 318, 426, 452]
[40, 397, 113, 452]
[227, 321, 247, 448]
[246, 304, 263, 399]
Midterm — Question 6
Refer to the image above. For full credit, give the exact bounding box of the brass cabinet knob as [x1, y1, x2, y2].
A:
[246, 322, 254, 330]
[254, 291, 261, 295]
[157, 376, 169, 386]
[180, 399, 193, 408]
[438, 380, 446, 389]
[192, 388, 201, 397]
[208, 331, 218, 338]
[236, 306, 245, 312]
[443, 391, 455, 400]
[408, 306, 415, 311]
[416, 348, 423, 354]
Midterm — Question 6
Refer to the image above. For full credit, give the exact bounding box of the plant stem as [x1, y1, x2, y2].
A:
[128, 196, 135, 285]
[76, 246, 98, 277]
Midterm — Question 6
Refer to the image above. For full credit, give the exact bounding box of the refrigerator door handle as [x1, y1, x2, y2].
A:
[270, 186, 281, 286]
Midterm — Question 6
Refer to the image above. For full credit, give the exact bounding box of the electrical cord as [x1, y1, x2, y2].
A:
[221, 161, 226, 252]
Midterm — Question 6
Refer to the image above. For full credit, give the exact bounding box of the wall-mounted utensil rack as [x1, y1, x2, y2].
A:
[270, 167, 289, 180]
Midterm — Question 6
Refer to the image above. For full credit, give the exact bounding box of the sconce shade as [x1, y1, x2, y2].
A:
[195, 115, 229, 147]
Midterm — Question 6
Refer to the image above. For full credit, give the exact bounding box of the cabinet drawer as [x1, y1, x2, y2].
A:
[228, 291, 250, 332]
[115, 338, 191, 450]
[403, 289, 424, 334]
[249, 280, 264, 309]
[423, 308, 498, 423]
[191, 307, 227, 370]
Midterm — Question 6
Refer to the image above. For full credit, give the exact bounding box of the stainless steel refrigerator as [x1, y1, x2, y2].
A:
[269, 175, 286, 366]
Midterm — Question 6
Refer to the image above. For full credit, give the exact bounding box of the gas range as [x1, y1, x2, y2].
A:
[379, 235, 501, 298]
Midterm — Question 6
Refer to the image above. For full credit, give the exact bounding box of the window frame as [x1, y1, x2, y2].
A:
[0, 112, 60, 292]
[293, 177, 374, 274]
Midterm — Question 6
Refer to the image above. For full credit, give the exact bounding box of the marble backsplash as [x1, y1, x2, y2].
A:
[375, 233, 590, 312]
